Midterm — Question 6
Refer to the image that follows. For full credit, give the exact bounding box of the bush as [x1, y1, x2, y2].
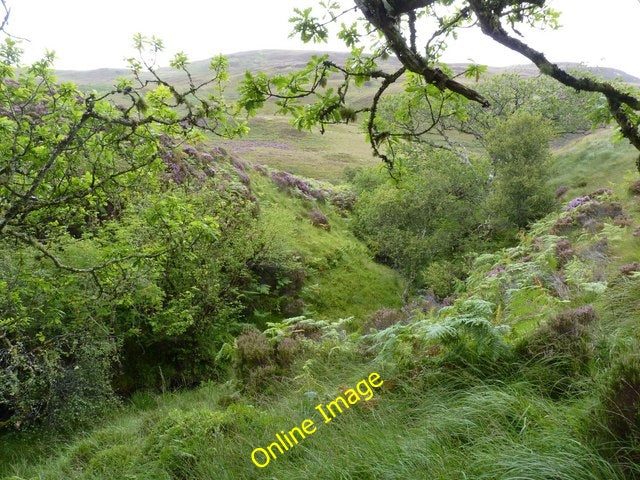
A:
[516, 305, 597, 395]
[555, 185, 570, 199]
[112, 185, 284, 392]
[330, 186, 357, 212]
[551, 190, 628, 235]
[555, 239, 575, 268]
[420, 260, 460, 298]
[309, 208, 331, 230]
[233, 327, 302, 392]
[0, 327, 118, 431]
[485, 111, 555, 233]
[235, 328, 273, 370]
[621, 262, 640, 276]
[352, 146, 490, 281]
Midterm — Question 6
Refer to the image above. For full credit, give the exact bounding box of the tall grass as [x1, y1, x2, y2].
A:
[0, 364, 627, 480]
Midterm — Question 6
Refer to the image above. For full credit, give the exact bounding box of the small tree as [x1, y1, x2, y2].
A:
[484, 111, 554, 232]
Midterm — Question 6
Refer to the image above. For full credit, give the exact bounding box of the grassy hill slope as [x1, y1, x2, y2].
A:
[3, 131, 639, 480]
[248, 168, 404, 321]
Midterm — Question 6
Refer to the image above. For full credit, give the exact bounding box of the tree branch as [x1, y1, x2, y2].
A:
[354, 0, 489, 106]
[6, 229, 167, 274]
[468, 0, 640, 167]
[390, 0, 438, 15]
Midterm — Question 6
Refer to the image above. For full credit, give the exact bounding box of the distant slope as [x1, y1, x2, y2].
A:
[53, 49, 640, 90]
[52, 52, 640, 184]
[480, 62, 640, 83]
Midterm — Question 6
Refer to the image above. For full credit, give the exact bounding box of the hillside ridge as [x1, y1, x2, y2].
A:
[53, 49, 640, 89]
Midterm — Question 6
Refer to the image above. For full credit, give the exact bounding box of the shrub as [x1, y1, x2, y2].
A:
[629, 179, 640, 195]
[555, 239, 575, 268]
[113, 185, 282, 392]
[614, 214, 633, 227]
[565, 196, 591, 211]
[0, 327, 118, 431]
[621, 262, 640, 276]
[235, 328, 272, 370]
[330, 187, 357, 212]
[551, 215, 578, 235]
[552, 193, 628, 235]
[555, 185, 570, 199]
[352, 146, 490, 280]
[253, 163, 269, 176]
[1, 155, 303, 427]
[421, 260, 460, 298]
[309, 208, 331, 230]
[516, 305, 597, 395]
[275, 337, 302, 366]
[233, 327, 303, 391]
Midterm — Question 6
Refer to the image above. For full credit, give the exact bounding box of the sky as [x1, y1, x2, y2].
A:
[4, 0, 640, 77]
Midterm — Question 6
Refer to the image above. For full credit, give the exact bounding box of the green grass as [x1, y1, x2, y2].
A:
[251, 172, 404, 320]
[550, 128, 639, 198]
[219, 115, 377, 183]
[0, 359, 627, 480]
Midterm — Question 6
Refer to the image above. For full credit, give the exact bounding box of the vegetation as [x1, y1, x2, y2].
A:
[484, 111, 555, 232]
[351, 145, 490, 286]
[2, 142, 640, 478]
[242, 0, 640, 171]
[2, 1, 640, 479]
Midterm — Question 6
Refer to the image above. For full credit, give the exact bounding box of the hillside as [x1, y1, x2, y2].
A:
[6, 0, 640, 478]
[54, 50, 640, 90]
[2, 129, 640, 479]
[51, 50, 640, 185]
[4, 44, 640, 480]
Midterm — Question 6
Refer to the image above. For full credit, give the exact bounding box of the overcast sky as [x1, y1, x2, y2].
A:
[4, 1, 640, 76]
